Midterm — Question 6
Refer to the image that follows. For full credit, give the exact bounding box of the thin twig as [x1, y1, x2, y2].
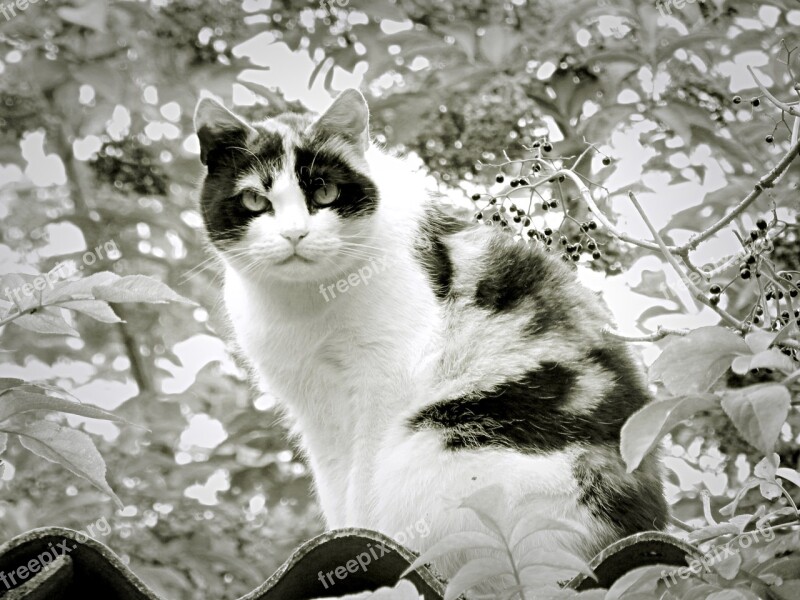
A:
[678, 135, 800, 251]
[628, 192, 744, 329]
[747, 65, 800, 117]
[603, 325, 690, 342]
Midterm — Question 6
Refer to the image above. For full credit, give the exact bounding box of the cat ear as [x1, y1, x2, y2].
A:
[194, 95, 255, 165]
[312, 88, 370, 153]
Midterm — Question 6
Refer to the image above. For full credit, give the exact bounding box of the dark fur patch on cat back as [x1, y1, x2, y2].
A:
[199, 130, 284, 246]
[412, 206, 469, 300]
[474, 236, 585, 335]
[409, 344, 653, 453]
[294, 147, 378, 218]
[573, 447, 668, 537]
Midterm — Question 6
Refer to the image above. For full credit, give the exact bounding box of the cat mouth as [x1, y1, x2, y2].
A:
[276, 254, 313, 265]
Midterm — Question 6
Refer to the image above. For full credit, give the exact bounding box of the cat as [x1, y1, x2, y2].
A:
[193, 88, 668, 588]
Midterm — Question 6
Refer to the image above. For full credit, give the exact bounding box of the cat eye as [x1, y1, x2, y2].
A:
[313, 183, 339, 206]
[241, 190, 270, 213]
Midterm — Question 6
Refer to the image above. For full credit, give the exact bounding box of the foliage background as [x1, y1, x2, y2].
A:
[0, 0, 798, 598]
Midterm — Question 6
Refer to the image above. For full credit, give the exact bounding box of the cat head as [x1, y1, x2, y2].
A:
[194, 89, 379, 284]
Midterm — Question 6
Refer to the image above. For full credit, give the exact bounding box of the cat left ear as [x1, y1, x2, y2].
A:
[194, 95, 255, 165]
[312, 88, 370, 153]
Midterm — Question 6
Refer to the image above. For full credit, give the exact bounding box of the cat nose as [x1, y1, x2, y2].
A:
[281, 228, 308, 244]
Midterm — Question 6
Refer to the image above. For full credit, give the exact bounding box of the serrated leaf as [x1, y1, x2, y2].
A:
[43, 271, 120, 303]
[2, 421, 121, 506]
[518, 548, 594, 578]
[13, 309, 78, 336]
[92, 275, 193, 305]
[721, 386, 790, 455]
[458, 484, 507, 537]
[732, 349, 797, 375]
[403, 531, 503, 575]
[649, 326, 750, 395]
[0, 391, 123, 423]
[509, 514, 586, 552]
[621, 394, 718, 471]
[58, 299, 121, 323]
[0, 273, 40, 310]
[444, 557, 511, 600]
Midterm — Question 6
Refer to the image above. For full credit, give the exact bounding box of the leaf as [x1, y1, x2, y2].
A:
[478, 25, 519, 67]
[444, 557, 511, 600]
[2, 421, 121, 506]
[509, 514, 586, 552]
[631, 269, 670, 299]
[44, 271, 120, 303]
[636, 304, 682, 331]
[605, 565, 668, 600]
[721, 385, 790, 454]
[13, 309, 78, 336]
[731, 349, 797, 376]
[649, 326, 750, 395]
[57, 0, 108, 32]
[0, 378, 24, 393]
[92, 275, 193, 305]
[58, 299, 121, 323]
[403, 531, 503, 575]
[518, 548, 594, 578]
[713, 552, 742, 580]
[458, 484, 507, 537]
[621, 394, 719, 471]
[777, 467, 800, 489]
[0, 391, 123, 424]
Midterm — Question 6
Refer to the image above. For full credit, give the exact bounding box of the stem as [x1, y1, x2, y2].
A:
[628, 192, 744, 329]
[747, 66, 800, 117]
[792, 115, 800, 146]
[603, 325, 689, 342]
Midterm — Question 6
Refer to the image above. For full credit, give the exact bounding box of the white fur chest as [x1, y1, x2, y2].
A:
[223, 260, 440, 526]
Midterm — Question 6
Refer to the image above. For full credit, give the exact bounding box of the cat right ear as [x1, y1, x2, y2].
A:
[193, 95, 255, 165]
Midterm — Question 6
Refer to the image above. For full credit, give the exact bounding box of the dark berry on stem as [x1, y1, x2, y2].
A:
[602, 157, 611, 166]
[733, 95, 742, 104]
[756, 218, 767, 230]
[750, 97, 760, 107]
[710, 284, 721, 294]
[496, 174, 504, 183]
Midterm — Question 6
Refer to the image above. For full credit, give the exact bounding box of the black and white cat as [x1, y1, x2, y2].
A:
[193, 89, 667, 582]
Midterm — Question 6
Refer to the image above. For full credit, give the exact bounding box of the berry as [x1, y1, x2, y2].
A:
[496, 174, 504, 183]
[510, 179, 519, 187]
[523, 218, 531, 226]
[571, 253, 580, 261]
[587, 241, 597, 251]
[492, 213, 500, 222]
[518, 178, 528, 186]
[513, 215, 521, 223]
[791, 289, 798, 298]
[550, 200, 558, 208]
[732, 95, 742, 104]
[543, 228, 553, 236]
[510, 204, 517, 212]
[541, 203, 549, 211]
[471, 193, 481, 201]
[750, 231, 759, 241]
[750, 97, 760, 107]
[710, 295, 720, 306]
[592, 251, 601, 260]
[745, 254, 756, 265]
[588, 221, 597, 230]
[765, 135, 774, 144]
[500, 220, 508, 227]
[476, 212, 483, 220]
[543, 142, 553, 152]
[580, 223, 589, 232]
[753, 316, 761, 325]
[527, 229, 535, 238]
[756, 218, 767, 230]
[560, 236, 568, 246]
[740, 269, 751, 279]
[602, 157, 611, 166]
[710, 284, 721, 294]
